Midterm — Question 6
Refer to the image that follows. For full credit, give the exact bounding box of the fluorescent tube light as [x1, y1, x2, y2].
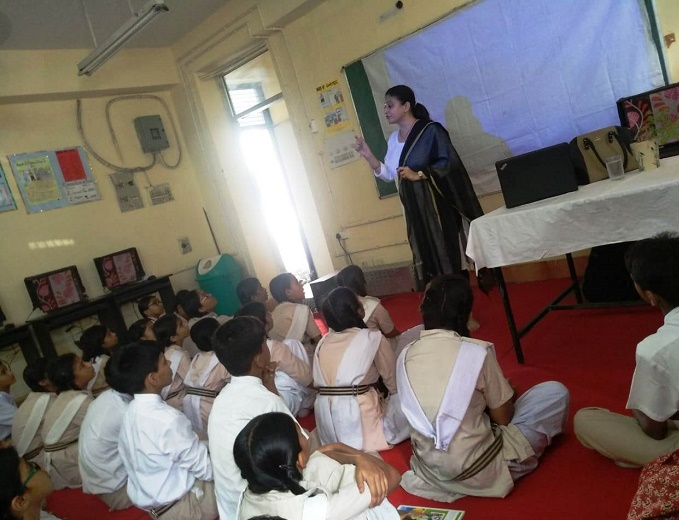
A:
[78, 0, 169, 76]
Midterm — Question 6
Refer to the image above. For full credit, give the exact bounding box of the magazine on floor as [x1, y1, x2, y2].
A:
[397, 504, 465, 520]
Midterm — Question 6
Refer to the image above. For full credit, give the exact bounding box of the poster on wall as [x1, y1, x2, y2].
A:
[111, 171, 144, 212]
[0, 163, 17, 212]
[325, 131, 360, 169]
[7, 146, 100, 213]
[316, 79, 351, 135]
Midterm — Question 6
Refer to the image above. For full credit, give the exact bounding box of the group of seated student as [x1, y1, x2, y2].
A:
[6, 233, 679, 519]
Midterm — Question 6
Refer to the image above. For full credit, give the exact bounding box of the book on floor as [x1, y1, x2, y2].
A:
[397, 504, 465, 520]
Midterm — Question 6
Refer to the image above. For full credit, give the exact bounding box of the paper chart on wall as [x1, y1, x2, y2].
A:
[325, 130, 360, 169]
[0, 163, 17, 212]
[7, 146, 101, 213]
[316, 79, 351, 135]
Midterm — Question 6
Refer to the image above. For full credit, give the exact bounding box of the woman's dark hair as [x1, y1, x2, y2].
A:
[213, 317, 266, 376]
[46, 354, 78, 393]
[107, 342, 163, 395]
[420, 275, 473, 335]
[385, 84, 430, 121]
[625, 232, 679, 309]
[23, 358, 50, 393]
[190, 318, 220, 352]
[336, 265, 368, 297]
[137, 295, 155, 316]
[234, 412, 306, 496]
[175, 289, 205, 319]
[247, 516, 288, 520]
[322, 287, 366, 332]
[235, 302, 268, 325]
[75, 325, 107, 362]
[0, 447, 23, 520]
[237, 277, 262, 305]
[128, 319, 152, 342]
[154, 315, 181, 348]
[269, 273, 296, 303]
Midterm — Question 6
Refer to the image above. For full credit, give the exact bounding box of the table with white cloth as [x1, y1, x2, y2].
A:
[466, 155, 679, 363]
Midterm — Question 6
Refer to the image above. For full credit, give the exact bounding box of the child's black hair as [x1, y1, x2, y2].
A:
[322, 287, 366, 332]
[75, 325, 107, 362]
[175, 289, 205, 319]
[128, 318, 153, 342]
[154, 314, 181, 348]
[420, 274, 473, 335]
[336, 265, 368, 297]
[23, 358, 50, 393]
[106, 342, 163, 395]
[234, 302, 268, 325]
[0, 447, 23, 520]
[237, 277, 263, 305]
[269, 273, 297, 304]
[137, 295, 155, 317]
[234, 412, 306, 496]
[625, 232, 679, 309]
[46, 354, 78, 393]
[190, 317, 220, 352]
[213, 317, 266, 376]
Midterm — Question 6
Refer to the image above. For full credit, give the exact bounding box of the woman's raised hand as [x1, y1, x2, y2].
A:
[354, 136, 372, 159]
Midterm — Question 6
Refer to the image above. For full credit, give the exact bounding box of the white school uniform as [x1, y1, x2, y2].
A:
[0, 391, 17, 440]
[208, 375, 297, 520]
[119, 393, 213, 510]
[79, 389, 131, 496]
[12, 392, 55, 467]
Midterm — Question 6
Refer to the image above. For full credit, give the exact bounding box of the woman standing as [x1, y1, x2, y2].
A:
[354, 85, 487, 327]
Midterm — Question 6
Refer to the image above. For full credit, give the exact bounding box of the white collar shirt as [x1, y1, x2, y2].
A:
[119, 393, 212, 509]
[627, 307, 679, 422]
[79, 389, 132, 495]
[0, 391, 17, 440]
[208, 375, 294, 520]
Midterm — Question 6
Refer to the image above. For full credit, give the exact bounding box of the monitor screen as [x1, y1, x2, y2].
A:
[93, 247, 145, 289]
[24, 266, 87, 313]
[617, 82, 679, 157]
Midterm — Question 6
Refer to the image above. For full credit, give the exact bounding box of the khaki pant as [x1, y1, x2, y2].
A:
[97, 484, 134, 511]
[152, 480, 218, 520]
[574, 407, 679, 467]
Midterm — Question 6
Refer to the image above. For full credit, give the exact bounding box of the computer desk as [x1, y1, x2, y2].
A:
[466, 155, 679, 363]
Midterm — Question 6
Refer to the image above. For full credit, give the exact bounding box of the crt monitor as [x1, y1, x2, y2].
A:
[24, 266, 88, 313]
[93, 247, 145, 289]
[617, 82, 679, 158]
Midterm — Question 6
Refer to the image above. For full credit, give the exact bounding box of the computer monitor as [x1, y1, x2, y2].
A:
[93, 247, 145, 289]
[24, 266, 88, 313]
[617, 82, 679, 158]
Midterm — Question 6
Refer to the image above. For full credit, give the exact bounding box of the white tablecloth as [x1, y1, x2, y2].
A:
[466, 155, 679, 269]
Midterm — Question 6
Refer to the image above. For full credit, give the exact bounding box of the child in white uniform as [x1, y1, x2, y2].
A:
[153, 315, 191, 411]
[138, 294, 165, 322]
[235, 411, 401, 520]
[0, 361, 17, 443]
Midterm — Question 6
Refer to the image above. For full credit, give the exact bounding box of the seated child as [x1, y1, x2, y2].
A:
[137, 295, 165, 322]
[116, 342, 217, 519]
[236, 276, 278, 312]
[575, 232, 679, 467]
[336, 265, 400, 338]
[183, 318, 231, 439]
[75, 325, 117, 396]
[314, 287, 409, 452]
[153, 315, 191, 411]
[0, 361, 17, 444]
[128, 318, 156, 342]
[0, 446, 59, 520]
[235, 412, 401, 520]
[176, 289, 231, 357]
[397, 275, 569, 502]
[235, 302, 314, 417]
[42, 354, 95, 489]
[269, 273, 322, 364]
[78, 346, 136, 511]
[11, 359, 57, 468]
[208, 316, 298, 520]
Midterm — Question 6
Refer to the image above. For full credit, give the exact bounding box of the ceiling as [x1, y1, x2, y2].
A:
[0, 0, 228, 49]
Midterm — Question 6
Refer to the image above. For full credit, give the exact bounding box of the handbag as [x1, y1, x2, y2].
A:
[569, 126, 638, 184]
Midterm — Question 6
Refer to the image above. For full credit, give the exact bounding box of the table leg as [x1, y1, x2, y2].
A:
[157, 280, 176, 315]
[494, 267, 524, 364]
[566, 253, 583, 304]
[99, 300, 130, 344]
[29, 323, 58, 361]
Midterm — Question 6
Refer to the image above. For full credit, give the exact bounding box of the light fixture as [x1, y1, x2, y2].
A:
[78, 0, 169, 76]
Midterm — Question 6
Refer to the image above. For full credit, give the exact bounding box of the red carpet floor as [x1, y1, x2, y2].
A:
[46, 279, 659, 519]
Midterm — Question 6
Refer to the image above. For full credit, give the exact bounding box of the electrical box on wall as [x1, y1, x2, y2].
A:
[134, 115, 169, 153]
